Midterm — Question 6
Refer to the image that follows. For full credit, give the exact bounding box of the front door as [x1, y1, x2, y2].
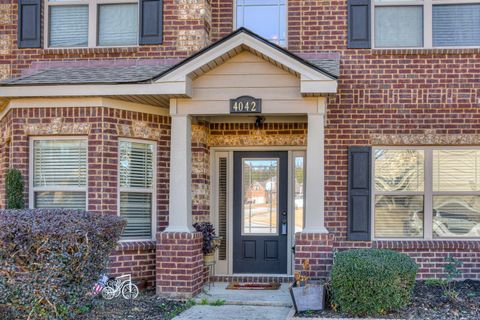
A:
[233, 151, 288, 274]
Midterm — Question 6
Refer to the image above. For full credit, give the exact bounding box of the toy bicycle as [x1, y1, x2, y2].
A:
[101, 274, 139, 300]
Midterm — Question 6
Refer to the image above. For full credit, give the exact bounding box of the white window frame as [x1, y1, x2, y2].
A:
[372, 146, 480, 241]
[117, 138, 157, 242]
[234, 0, 288, 46]
[44, 0, 139, 49]
[29, 136, 88, 210]
[372, 0, 480, 49]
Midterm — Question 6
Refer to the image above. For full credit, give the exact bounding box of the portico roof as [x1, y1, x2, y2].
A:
[0, 28, 339, 107]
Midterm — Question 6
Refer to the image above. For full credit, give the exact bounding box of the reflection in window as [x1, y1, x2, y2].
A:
[374, 195, 424, 238]
[236, 0, 286, 45]
[294, 155, 304, 233]
[242, 159, 278, 234]
[433, 196, 480, 238]
[433, 150, 480, 192]
[375, 149, 424, 192]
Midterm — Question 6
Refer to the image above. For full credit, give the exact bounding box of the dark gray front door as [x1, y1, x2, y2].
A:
[233, 151, 288, 274]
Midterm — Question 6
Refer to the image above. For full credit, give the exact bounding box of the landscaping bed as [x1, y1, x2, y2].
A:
[79, 291, 194, 320]
[296, 280, 480, 319]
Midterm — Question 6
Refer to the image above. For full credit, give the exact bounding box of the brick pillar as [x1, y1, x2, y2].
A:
[156, 232, 204, 298]
[294, 233, 335, 279]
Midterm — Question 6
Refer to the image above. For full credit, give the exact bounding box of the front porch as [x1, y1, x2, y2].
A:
[0, 28, 339, 298]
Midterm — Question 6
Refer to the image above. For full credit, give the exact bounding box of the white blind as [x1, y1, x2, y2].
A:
[49, 5, 88, 47]
[375, 6, 423, 48]
[433, 4, 480, 47]
[119, 141, 154, 189]
[35, 191, 86, 210]
[433, 150, 480, 192]
[119, 140, 154, 240]
[120, 193, 152, 239]
[34, 140, 87, 187]
[98, 4, 138, 46]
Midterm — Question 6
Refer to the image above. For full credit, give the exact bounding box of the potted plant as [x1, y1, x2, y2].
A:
[193, 222, 221, 265]
[290, 259, 326, 312]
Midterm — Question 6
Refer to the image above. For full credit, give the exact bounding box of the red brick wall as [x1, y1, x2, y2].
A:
[0, 106, 171, 287]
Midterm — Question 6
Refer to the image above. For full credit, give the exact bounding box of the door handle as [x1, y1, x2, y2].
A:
[281, 211, 287, 235]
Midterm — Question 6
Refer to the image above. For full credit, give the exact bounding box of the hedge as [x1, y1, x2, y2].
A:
[0, 209, 126, 319]
[331, 248, 418, 316]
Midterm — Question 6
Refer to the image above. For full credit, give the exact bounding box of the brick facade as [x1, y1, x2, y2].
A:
[1, 0, 479, 296]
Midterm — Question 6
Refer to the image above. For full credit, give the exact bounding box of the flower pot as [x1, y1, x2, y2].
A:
[203, 253, 216, 266]
[289, 280, 325, 312]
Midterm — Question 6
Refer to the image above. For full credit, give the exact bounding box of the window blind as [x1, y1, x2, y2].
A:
[374, 6, 423, 48]
[34, 140, 87, 187]
[120, 192, 152, 239]
[433, 4, 480, 47]
[98, 4, 138, 46]
[35, 191, 86, 210]
[119, 140, 154, 240]
[49, 5, 88, 47]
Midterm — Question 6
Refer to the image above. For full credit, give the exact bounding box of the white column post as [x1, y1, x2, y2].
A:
[303, 102, 328, 234]
[164, 113, 194, 233]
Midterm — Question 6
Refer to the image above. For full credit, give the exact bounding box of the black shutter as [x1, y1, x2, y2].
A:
[139, 0, 163, 45]
[18, 0, 41, 48]
[347, 146, 372, 241]
[347, 0, 371, 49]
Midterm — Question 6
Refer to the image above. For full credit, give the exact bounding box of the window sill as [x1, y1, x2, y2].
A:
[373, 240, 480, 250]
[371, 47, 480, 55]
[115, 240, 155, 251]
[42, 46, 140, 56]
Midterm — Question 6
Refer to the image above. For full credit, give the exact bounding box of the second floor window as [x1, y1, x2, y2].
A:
[46, 0, 139, 48]
[374, 0, 480, 48]
[236, 0, 286, 46]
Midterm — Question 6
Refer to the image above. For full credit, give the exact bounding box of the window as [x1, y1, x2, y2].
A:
[236, 0, 286, 45]
[46, 0, 139, 48]
[293, 152, 305, 233]
[119, 139, 156, 240]
[373, 1, 480, 48]
[373, 147, 480, 239]
[31, 138, 87, 210]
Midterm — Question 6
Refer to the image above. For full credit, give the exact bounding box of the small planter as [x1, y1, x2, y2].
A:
[203, 253, 216, 266]
[289, 280, 325, 312]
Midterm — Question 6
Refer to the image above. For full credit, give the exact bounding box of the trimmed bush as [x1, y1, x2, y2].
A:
[5, 168, 25, 209]
[331, 248, 418, 316]
[0, 209, 126, 319]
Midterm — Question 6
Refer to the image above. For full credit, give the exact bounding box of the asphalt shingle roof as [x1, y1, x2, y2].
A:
[0, 57, 339, 86]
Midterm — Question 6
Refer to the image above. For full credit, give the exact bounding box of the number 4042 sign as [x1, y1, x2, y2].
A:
[230, 96, 262, 114]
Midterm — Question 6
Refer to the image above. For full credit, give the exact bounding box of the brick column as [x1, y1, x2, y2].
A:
[294, 233, 335, 279]
[156, 232, 203, 298]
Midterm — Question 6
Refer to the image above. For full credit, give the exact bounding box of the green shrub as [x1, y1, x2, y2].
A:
[0, 209, 126, 319]
[331, 248, 418, 316]
[5, 168, 25, 209]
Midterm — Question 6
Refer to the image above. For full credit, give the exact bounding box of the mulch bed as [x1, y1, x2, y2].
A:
[296, 280, 480, 319]
[79, 290, 193, 320]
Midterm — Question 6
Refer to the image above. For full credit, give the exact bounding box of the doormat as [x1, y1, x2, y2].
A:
[226, 282, 281, 290]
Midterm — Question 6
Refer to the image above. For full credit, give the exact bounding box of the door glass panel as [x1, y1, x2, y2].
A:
[294, 155, 305, 233]
[242, 159, 279, 234]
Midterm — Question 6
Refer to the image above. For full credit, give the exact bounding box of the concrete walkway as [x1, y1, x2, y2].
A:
[173, 283, 293, 320]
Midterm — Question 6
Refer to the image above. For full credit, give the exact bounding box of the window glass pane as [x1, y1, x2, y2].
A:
[98, 4, 138, 46]
[120, 193, 152, 239]
[375, 149, 424, 192]
[433, 196, 480, 238]
[375, 195, 424, 238]
[236, 1, 286, 45]
[49, 5, 88, 47]
[119, 141, 154, 189]
[242, 159, 278, 234]
[433, 5, 480, 47]
[433, 150, 480, 192]
[35, 191, 86, 210]
[294, 155, 304, 233]
[375, 6, 423, 48]
[34, 140, 87, 187]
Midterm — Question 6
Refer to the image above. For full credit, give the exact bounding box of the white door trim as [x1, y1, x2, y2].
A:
[210, 146, 306, 276]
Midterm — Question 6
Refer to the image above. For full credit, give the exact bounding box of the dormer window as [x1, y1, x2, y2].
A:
[235, 0, 286, 46]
